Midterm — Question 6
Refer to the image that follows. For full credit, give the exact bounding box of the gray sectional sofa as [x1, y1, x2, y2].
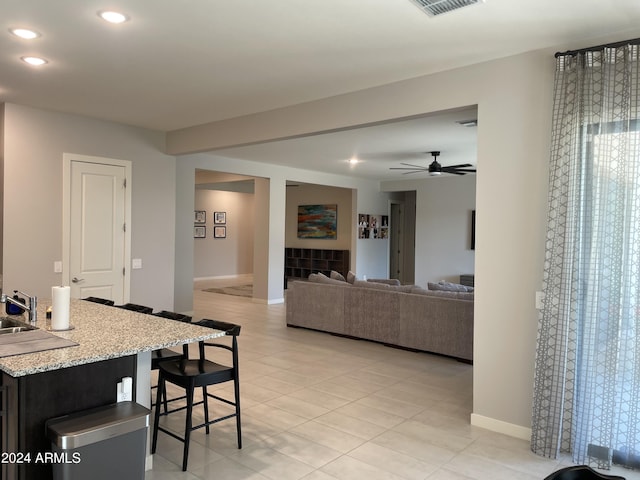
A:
[285, 275, 474, 362]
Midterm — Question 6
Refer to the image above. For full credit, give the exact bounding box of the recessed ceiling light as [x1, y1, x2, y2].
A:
[349, 157, 359, 164]
[21, 56, 48, 66]
[98, 11, 129, 24]
[10, 28, 41, 39]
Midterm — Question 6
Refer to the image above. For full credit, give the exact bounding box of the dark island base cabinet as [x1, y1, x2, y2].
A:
[1, 356, 137, 480]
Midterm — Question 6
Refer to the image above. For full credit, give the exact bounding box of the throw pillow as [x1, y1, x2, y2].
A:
[330, 270, 346, 282]
[346, 271, 357, 284]
[428, 281, 472, 292]
[310, 272, 350, 286]
[412, 287, 473, 300]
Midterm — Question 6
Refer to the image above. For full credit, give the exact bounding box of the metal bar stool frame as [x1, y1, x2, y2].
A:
[151, 319, 241, 471]
[150, 311, 192, 413]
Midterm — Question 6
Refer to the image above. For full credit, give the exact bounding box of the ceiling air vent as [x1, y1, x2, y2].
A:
[409, 0, 483, 16]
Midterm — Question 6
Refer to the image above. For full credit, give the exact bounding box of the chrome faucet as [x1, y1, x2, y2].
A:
[1, 290, 38, 325]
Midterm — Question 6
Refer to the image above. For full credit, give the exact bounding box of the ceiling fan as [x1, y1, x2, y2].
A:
[390, 151, 476, 176]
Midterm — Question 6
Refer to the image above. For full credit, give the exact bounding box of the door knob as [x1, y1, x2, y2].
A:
[72, 277, 84, 283]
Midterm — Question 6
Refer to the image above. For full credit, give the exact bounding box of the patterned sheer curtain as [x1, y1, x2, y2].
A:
[531, 41, 640, 469]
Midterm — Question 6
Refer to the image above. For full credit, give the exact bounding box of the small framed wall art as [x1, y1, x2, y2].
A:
[214, 211, 226, 224]
[194, 225, 206, 238]
[214, 226, 226, 238]
[358, 213, 389, 239]
[194, 210, 206, 223]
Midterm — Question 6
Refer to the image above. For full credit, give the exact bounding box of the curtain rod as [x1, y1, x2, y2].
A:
[555, 37, 640, 58]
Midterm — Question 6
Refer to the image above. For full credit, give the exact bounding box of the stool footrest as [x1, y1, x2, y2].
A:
[192, 413, 237, 431]
[156, 425, 185, 444]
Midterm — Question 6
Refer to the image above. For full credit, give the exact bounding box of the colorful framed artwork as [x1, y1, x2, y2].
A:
[297, 204, 337, 239]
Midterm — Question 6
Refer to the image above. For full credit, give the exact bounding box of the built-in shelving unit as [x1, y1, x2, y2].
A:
[460, 274, 475, 287]
[285, 248, 349, 280]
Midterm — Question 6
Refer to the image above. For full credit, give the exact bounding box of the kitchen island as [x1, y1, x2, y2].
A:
[0, 299, 223, 480]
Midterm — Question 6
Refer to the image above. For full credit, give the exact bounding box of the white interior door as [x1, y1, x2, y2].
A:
[65, 156, 131, 303]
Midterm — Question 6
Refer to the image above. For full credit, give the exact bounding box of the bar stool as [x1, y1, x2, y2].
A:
[151, 311, 192, 412]
[82, 296, 115, 306]
[152, 319, 241, 471]
[115, 303, 153, 314]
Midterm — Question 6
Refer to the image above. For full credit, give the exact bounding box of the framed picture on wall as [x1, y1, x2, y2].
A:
[297, 204, 337, 239]
[214, 211, 226, 224]
[214, 226, 226, 238]
[194, 226, 206, 238]
[194, 210, 206, 223]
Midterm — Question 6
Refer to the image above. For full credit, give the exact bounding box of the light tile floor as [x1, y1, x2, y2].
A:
[146, 276, 639, 480]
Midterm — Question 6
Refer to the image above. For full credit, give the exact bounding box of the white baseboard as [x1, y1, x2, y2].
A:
[249, 297, 285, 305]
[470, 413, 532, 441]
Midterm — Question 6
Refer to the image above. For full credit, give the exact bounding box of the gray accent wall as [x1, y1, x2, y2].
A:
[2, 103, 176, 310]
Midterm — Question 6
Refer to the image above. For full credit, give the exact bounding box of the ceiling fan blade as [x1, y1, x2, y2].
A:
[399, 162, 429, 169]
[444, 170, 467, 175]
[443, 169, 476, 174]
[444, 163, 474, 169]
[390, 167, 427, 171]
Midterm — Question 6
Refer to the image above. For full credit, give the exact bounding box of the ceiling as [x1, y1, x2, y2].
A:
[210, 106, 479, 181]
[2, 0, 639, 181]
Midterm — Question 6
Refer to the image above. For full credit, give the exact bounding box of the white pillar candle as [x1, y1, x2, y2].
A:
[51, 286, 71, 330]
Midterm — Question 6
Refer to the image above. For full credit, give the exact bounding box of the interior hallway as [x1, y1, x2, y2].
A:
[146, 277, 639, 480]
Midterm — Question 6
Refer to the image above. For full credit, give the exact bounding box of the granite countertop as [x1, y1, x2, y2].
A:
[0, 299, 224, 377]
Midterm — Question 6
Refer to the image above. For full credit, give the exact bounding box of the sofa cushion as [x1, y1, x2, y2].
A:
[353, 280, 390, 290]
[413, 286, 474, 300]
[428, 281, 473, 292]
[390, 284, 415, 293]
[330, 270, 347, 282]
[368, 278, 401, 286]
[346, 270, 357, 284]
[309, 272, 350, 286]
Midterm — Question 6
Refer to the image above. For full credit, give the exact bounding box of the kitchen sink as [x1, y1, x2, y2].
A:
[0, 317, 36, 334]
[0, 326, 33, 334]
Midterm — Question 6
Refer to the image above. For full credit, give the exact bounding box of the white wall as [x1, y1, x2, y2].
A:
[383, 175, 476, 288]
[2, 103, 177, 311]
[174, 153, 393, 309]
[193, 189, 254, 278]
[168, 48, 555, 436]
